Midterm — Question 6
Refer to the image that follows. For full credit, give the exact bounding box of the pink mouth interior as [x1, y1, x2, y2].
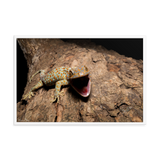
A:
[70, 75, 91, 97]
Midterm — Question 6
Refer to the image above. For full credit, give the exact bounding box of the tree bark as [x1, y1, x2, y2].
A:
[17, 39, 143, 122]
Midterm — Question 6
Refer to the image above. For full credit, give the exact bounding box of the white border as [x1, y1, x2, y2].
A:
[14, 35, 145, 125]
[11, 34, 12, 124]
[147, 34, 149, 126]
[13, 32, 146, 38]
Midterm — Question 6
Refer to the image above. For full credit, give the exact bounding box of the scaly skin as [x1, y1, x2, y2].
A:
[22, 66, 90, 103]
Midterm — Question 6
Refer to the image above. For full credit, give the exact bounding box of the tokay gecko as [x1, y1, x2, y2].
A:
[22, 66, 91, 103]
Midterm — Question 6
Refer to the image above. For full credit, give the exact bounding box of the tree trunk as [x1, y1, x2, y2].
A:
[17, 39, 143, 122]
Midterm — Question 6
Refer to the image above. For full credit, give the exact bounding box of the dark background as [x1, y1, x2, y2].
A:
[94, 39, 143, 59]
[17, 38, 143, 102]
[62, 38, 143, 60]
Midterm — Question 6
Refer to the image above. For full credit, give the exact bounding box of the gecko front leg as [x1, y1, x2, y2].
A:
[50, 79, 69, 103]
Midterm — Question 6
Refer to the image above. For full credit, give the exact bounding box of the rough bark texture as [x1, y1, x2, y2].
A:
[17, 39, 143, 122]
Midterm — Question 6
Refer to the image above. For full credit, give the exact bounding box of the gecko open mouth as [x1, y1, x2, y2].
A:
[69, 75, 91, 97]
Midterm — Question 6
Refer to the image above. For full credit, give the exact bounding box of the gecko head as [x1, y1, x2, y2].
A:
[69, 66, 91, 97]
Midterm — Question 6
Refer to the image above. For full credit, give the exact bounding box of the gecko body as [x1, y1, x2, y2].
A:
[22, 66, 91, 103]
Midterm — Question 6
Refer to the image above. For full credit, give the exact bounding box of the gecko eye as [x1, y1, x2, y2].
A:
[69, 69, 74, 77]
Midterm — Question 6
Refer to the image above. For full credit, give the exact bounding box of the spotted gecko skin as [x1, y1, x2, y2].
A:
[22, 66, 90, 103]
